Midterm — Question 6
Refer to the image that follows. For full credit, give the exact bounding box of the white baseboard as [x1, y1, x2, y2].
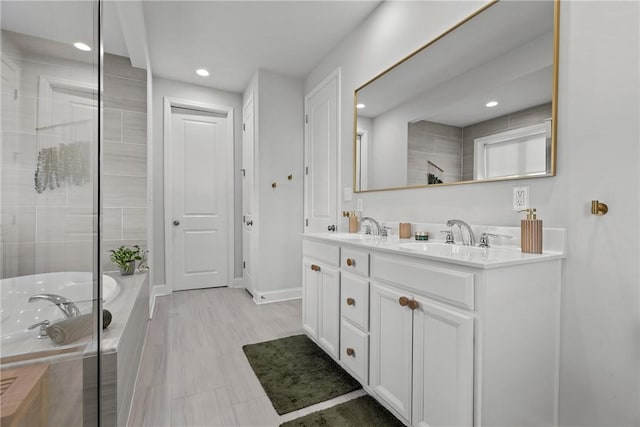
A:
[230, 277, 245, 288]
[252, 287, 302, 304]
[149, 284, 169, 318]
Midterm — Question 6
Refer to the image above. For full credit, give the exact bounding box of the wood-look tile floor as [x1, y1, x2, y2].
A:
[127, 287, 360, 427]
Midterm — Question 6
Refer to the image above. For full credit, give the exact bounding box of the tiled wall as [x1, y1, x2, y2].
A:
[0, 30, 147, 278]
[461, 102, 552, 181]
[102, 54, 147, 273]
[1, 31, 97, 278]
[407, 120, 462, 185]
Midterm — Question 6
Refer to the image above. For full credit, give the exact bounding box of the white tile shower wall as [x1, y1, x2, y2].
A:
[102, 53, 148, 273]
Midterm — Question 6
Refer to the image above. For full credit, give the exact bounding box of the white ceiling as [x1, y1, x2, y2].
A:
[2, 1, 381, 93]
[142, 1, 381, 92]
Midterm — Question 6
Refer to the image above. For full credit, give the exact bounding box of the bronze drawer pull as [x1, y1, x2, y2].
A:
[346, 297, 355, 306]
[346, 258, 355, 267]
[346, 348, 355, 357]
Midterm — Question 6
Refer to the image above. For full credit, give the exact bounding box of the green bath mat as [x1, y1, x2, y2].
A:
[280, 395, 405, 427]
[242, 334, 362, 415]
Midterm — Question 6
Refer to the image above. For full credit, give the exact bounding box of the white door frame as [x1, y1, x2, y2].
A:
[163, 97, 235, 293]
[303, 67, 341, 232]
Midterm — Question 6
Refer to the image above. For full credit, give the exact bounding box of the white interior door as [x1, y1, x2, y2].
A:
[304, 70, 339, 233]
[170, 110, 229, 291]
[242, 96, 257, 294]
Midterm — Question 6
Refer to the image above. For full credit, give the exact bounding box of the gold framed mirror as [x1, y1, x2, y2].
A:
[353, 0, 559, 192]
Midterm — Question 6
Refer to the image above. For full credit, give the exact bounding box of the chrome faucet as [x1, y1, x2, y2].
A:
[361, 217, 382, 236]
[446, 219, 476, 246]
[28, 294, 81, 319]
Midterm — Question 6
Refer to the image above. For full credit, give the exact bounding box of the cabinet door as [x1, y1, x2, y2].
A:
[302, 259, 319, 339]
[412, 297, 474, 427]
[318, 265, 340, 358]
[370, 282, 413, 422]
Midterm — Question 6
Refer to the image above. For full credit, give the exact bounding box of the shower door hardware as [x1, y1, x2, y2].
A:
[242, 215, 246, 224]
[305, 114, 309, 124]
[173, 220, 180, 226]
[305, 219, 309, 227]
[242, 123, 246, 131]
[241, 169, 245, 177]
[305, 166, 309, 175]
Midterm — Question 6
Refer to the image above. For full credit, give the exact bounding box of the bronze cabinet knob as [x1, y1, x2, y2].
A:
[346, 348, 355, 357]
[346, 297, 355, 306]
[346, 258, 355, 267]
[408, 299, 419, 310]
[310, 264, 320, 272]
[399, 296, 409, 307]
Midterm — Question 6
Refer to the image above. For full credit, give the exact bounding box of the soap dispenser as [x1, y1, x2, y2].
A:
[519, 208, 542, 254]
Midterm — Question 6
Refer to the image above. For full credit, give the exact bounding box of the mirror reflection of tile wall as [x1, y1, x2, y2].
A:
[406, 102, 551, 186]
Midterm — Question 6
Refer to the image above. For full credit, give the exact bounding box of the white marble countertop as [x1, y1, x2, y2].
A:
[303, 232, 565, 269]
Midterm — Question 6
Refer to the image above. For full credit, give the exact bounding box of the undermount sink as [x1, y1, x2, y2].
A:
[398, 241, 524, 262]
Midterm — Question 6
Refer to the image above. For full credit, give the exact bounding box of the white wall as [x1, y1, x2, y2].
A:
[243, 69, 304, 296]
[151, 77, 243, 286]
[305, 1, 639, 424]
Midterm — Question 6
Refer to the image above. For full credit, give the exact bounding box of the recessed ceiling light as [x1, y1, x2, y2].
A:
[356, 103, 365, 109]
[196, 68, 210, 77]
[485, 100, 498, 108]
[74, 42, 91, 52]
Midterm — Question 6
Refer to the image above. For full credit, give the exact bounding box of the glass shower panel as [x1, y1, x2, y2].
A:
[0, 1, 101, 426]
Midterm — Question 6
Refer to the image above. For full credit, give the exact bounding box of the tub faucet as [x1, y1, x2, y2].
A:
[361, 217, 382, 236]
[28, 294, 81, 319]
[446, 219, 476, 246]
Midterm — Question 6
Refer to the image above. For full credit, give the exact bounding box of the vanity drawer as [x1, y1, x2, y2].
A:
[341, 247, 369, 277]
[341, 272, 369, 330]
[372, 254, 475, 310]
[340, 320, 369, 384]
[303, 240, 339, 267]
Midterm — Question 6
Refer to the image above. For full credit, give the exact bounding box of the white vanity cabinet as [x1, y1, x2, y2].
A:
[339, 247, 370, 384]
[302, 240, 341, 358]
[370, 254, 474, 426]
[302, 234, 562, 427]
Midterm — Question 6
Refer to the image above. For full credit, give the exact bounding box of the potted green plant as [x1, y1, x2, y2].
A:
[110, 245, 143, 276]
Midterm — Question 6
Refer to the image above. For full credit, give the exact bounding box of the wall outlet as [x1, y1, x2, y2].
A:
[513, 185, 530, 211]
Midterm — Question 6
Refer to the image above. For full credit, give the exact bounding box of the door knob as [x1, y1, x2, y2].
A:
[246, 220, 253, 226]
[173, 220, 180, 226]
